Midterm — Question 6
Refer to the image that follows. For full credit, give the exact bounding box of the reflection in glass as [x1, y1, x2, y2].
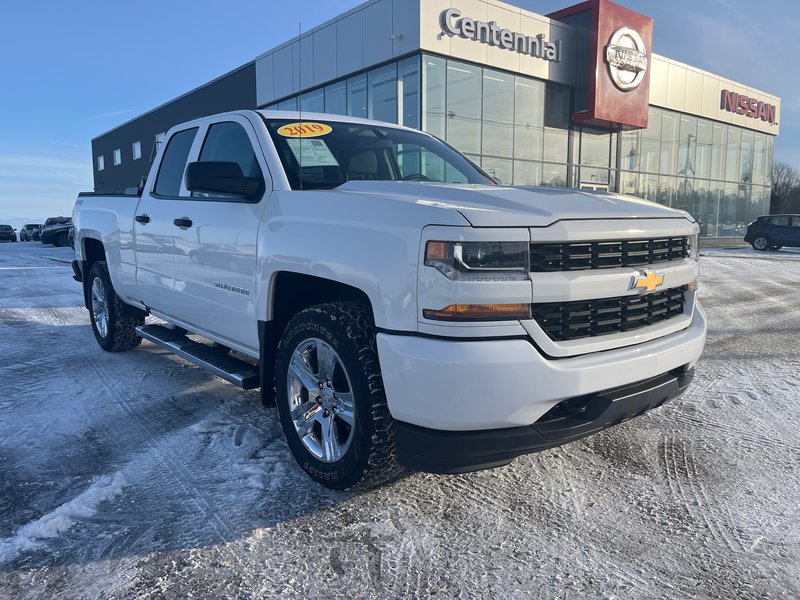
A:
[514, 77, 545, 161]
[368, 64, 398, 124]
[579, 127, 611, 168]
[482, 69, 514, 158]
[677, 115, 697, 177]
[658, 176, 676, 208]
[481, 157, 513, 184]
[513, 160, 543, 186]
[641, 107, 661, 174]
[446, 61, 482, 155]
[422, 56, 446, 139]
[325, 81, 347, 115]
[725, 126, 740, 182]
[541, 163, 567, 187]
[710, 122, 726, 181]
[660, 112, 679, 175]
[696, 119, 712, 180]
[398, 56, 420, 129]
[300, 88, 325, 113]
[347, 74, 367, 118]
[739, 129, 754, 184]
[621, 129, 640, 172]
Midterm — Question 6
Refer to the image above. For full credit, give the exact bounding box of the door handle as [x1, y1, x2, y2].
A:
[174, 217, 193, 228]
[135, 214, 150, 224]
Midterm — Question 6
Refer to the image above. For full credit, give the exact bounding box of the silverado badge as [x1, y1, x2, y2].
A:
[631, 271, 665, 292]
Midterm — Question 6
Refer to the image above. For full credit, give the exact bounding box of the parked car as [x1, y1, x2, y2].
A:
[31, 225, 43, 241]
[744, 214, 800, 251]
[19, 224, 41, 241]
[0, 224, 17, 242]
[40, 217, 73, 246]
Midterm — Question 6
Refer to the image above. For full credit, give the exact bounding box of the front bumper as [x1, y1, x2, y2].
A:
[377, 304, 706, 431]
[394, 367, 693, 473]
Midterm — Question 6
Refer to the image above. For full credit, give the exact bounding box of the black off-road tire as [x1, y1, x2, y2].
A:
[88, 261, 143, 352]
[274, 302, 403, 490]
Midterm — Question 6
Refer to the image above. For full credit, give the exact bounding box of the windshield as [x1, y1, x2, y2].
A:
[0, 225, 12, 231]
[262, 117, 494, 190]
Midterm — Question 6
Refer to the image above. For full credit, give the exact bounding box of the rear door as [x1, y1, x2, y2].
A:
[134, 126, 199, 316]
[789, 216, 800, 246]
[170, 116, 271, 351]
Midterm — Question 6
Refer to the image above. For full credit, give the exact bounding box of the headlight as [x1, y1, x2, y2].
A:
[688, 233, 700, 261]
[424, 241, 529, 281]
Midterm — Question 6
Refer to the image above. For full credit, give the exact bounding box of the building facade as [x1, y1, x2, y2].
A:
[92, 0, 781, 239]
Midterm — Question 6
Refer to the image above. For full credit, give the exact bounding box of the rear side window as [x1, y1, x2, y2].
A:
[791, 217, 800, 228]
[198, 122, 262, 177]
[154, 127, 198, 197]
[771, 216, 790, 226]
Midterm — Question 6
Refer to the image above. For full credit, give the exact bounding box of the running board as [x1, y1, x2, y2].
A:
[136, 324, 260, 390]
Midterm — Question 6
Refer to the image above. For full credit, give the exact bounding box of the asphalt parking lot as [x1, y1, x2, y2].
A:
[1, 242, 798, 599]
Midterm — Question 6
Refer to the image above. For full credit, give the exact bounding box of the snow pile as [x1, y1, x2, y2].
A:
[0, 471, 127, 564]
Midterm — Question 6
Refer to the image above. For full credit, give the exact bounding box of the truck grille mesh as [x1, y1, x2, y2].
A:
[530, 237, 689, 272]
[531, 286, 688, 341]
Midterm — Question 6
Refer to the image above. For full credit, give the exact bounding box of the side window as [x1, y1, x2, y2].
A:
[154, 127, 198, 197]
[791, 217, 800, 228]
[193, 122, 263, 198]
[771, 216, 790, 226]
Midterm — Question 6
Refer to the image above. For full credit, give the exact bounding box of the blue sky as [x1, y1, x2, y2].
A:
[1, 0, 798, 229]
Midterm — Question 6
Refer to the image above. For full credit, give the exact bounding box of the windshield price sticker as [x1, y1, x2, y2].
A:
[277, 122, 332, 138]
[287, 138, 340, 167]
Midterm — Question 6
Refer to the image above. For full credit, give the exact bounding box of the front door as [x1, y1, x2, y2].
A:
[170, 117, 271, 352]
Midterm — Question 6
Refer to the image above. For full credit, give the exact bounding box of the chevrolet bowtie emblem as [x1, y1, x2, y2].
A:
[631, 271, 665, 292]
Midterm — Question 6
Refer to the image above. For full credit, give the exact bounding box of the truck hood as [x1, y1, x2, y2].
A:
[335, 181, 693, 228]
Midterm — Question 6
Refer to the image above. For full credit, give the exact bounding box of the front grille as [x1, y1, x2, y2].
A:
[530, 237, 689, 272]
[531, 285, 688, 341]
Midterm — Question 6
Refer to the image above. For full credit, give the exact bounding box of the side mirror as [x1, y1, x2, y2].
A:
[185, 161, 264, 201]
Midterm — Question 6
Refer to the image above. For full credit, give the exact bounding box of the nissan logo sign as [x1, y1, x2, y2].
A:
[605, 27, 648, 91]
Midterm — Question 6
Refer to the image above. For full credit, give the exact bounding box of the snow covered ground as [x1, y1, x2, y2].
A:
[0, 241, 798, 599]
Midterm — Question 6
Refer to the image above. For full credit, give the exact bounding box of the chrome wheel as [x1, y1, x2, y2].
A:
[91, 277, 109, 338]
[286, 338, 355, 463]
[753, 236, 769, 251]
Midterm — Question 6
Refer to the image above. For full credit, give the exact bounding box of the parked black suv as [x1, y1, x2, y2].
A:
[40, 217, 73, 247]
[744, 215, 800, 251]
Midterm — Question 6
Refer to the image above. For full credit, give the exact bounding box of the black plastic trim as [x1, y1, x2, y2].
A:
[392, 368, 694, 474]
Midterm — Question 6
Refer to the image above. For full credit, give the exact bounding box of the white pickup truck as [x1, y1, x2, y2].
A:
[73, 110, 706, 489]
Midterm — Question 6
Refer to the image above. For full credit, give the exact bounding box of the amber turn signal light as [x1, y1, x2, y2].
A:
[423, 303, 531, 322]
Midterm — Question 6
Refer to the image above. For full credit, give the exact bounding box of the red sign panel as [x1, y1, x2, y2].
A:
[549, 0, 653, 129]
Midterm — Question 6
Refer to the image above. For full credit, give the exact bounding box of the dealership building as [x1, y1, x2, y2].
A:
[93, 0, 781, 239]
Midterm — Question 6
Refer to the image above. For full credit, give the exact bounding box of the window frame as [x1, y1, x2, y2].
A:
[132, 140, 142, 160]
[113, 148, 121, 166]
[96, 155, 105, 171]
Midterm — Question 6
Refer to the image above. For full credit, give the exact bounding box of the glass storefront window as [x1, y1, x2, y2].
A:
[695, 119, 712, 180]
[620, 171, 638, 195]
[422, 56, 446, 140]
[710, 122, 726, 181]
[677, 115, 697, 177]
[482, 69, 514, 158]
[543, 84, 570, 164]
[658, 176, 677, 208]
[514, 77, 544, 161]
[347, 73, 367, 118]
[277, 97, 298, 111]
[446, 61, 482, 155]
[640, 107, 661, 174]
[481, 157, 513, 184]
[740, 129, 754, 184]
[725, 126, 740, 182]
[719, 182, 741, 237]
[300, 88, 325, 113]
[578, 166, 610, 186]
[691, 181, 714, 238]
[620, 129, 640, 172]
[579, 127, 612, 168]
[639, 173, 658, 201]
[368, 63, 397, 124]
[660, 112, 679, 175]
[541, 163, 567, 187]
[752, 133, 766, 186]
[513, 160, 543, 186]
[676, 177, 694, 213]
[398, 56, 420, 129]
[325, 81, 347, 115]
